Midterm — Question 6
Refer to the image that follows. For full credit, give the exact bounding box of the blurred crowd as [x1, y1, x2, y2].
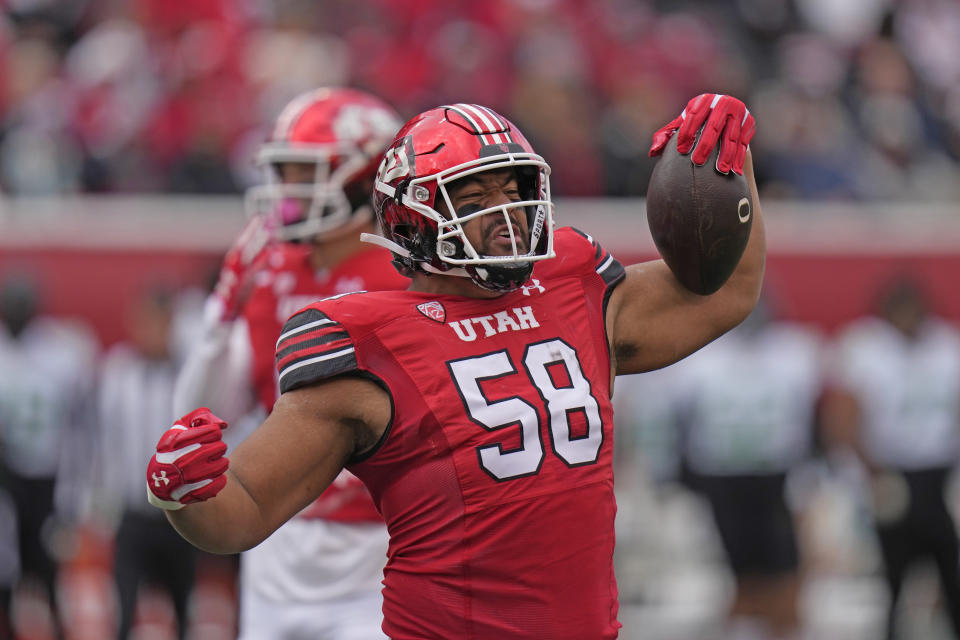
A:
[1, 0, 960, 200]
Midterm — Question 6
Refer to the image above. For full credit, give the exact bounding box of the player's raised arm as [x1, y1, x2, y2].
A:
[147, 375, 391, 554]
[172, 215, 269, 423]
[608, 94, 766, 376]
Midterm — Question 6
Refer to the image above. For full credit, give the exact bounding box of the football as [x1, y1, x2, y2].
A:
[645, 137, 753, 295]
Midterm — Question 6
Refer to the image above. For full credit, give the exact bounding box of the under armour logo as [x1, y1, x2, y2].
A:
[152, 471, 170, 487]
[520, 279, 545, 296]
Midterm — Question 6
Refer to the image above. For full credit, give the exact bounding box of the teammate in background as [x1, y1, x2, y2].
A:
[823, 276, 960, 640]
[153, 94, 763, 638]
[172, 87, 406, 640]
[671, 292, 825, 640]
[0, 274, 99, 640]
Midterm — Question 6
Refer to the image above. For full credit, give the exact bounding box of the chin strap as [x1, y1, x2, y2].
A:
[359, 233, 472, 278]
[359, 231, 408, 256]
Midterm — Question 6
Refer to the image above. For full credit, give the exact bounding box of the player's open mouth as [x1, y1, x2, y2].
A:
[486, 223, 527, 253]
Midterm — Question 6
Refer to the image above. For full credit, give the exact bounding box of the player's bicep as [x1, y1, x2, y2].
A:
[608, 258, 743, 375]
[226, 376, 390, 538]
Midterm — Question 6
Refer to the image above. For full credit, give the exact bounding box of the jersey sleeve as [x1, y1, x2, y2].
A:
[567, 227, 626, 291]
[275, 304, 359, 394]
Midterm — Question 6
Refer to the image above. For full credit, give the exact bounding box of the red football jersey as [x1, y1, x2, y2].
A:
[243, 242, 408, 521]
[275, 228, 626, 638]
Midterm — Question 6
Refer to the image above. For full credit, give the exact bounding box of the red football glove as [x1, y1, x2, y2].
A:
[649, 93, 756, 175]
[212, 215, 273, 321]
[146, 408, 229, 511]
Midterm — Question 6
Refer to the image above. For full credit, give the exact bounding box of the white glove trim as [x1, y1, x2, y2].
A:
[155, 442, 201, 465]
[146, 484, 186, 511]
[172, 478, 213, 501]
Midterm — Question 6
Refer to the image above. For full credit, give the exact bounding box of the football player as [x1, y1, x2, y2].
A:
[670, 293, 825, 639]
[0, 274, 99, 640]
[825, 277, 960, 639]
[172, 87, 406, 640]
[156, 95, 763, 638]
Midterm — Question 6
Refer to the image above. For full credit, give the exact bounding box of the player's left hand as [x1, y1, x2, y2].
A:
[649, 93, 756, 175]
[146, 408, 229, 511]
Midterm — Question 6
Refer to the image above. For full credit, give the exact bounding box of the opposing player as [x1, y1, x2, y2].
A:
[671, 293, 824, 639]
[824, 277, 960, 639]
[153, 95, 764, 638]
[171, 87, 406, 639]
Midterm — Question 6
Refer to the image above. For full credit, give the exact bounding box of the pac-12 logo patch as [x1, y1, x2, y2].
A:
[417, 301, 446, 323]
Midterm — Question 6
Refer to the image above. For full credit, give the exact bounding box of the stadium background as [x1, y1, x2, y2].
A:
[1, 0, 960, 638]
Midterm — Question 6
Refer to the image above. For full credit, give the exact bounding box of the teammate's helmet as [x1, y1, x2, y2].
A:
[370, 104, 554, 292]
[245, 87, 402, 242]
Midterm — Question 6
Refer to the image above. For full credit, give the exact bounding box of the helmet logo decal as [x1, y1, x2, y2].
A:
[333, 104, 401, 154]
[380, 140, 412, 184]
[417, 301, 446, 323]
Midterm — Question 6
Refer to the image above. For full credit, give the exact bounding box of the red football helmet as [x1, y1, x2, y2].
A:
[368, 104, 554, 291]
[245, 87, 402, 242]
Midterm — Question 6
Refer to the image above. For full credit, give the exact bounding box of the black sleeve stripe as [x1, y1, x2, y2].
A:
[596, 253, 626, 288]
[569, 227, 606, 263]
[275, 314, 337, 351]
[570, 226, 625, 289]
[570, 227, 592, 244]
[275, 306, 362, 393]
[275, 330, 352, 362]
[278, 346, 358, 393]
[592, 237, 603, 263]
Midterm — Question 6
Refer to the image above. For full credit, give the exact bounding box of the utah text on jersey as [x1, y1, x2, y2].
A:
[448, 306, 540, 342]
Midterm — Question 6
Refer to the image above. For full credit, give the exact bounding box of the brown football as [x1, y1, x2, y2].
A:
[645, 137, 753, 295]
